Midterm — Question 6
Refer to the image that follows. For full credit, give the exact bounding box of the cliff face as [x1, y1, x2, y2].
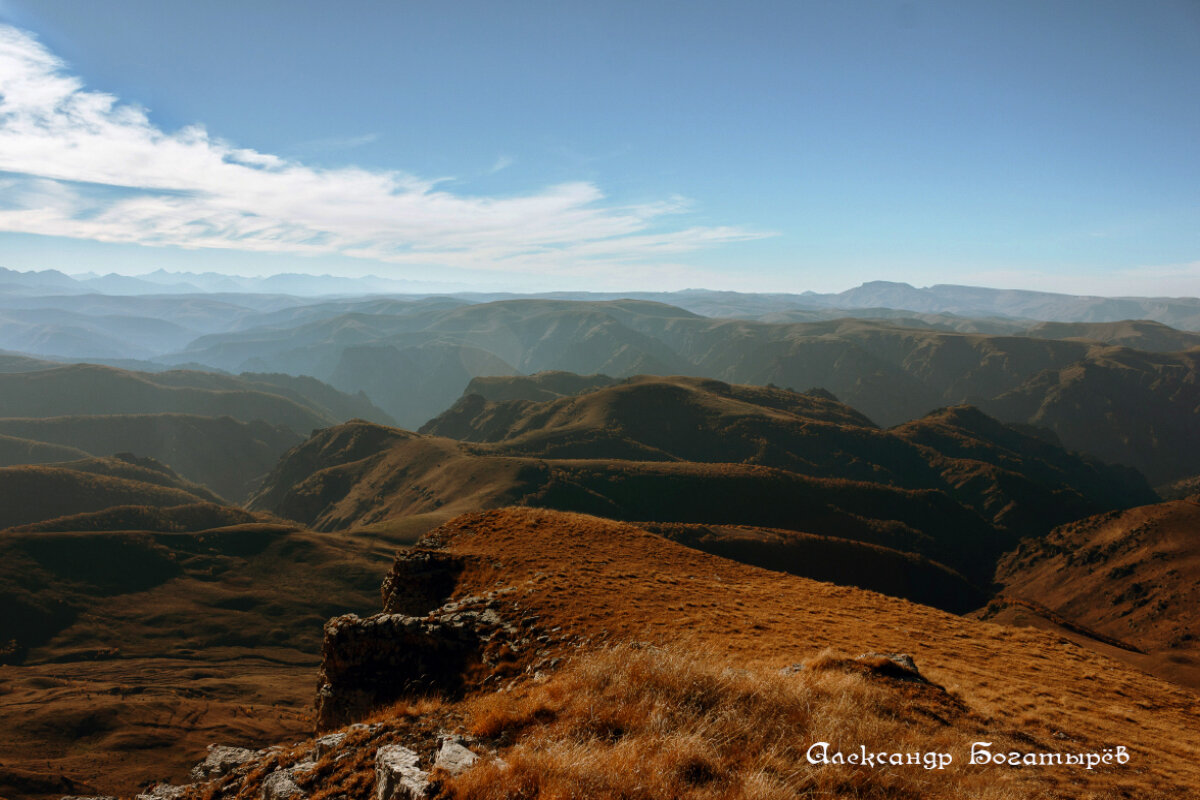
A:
[315, 612, 480, 731]
[314, 547, 554, 732]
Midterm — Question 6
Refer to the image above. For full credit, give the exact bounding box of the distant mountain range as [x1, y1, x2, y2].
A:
[3, 265, 1199, 327]
[0, 266, 456, 297]
[1, 283, 1198, 485]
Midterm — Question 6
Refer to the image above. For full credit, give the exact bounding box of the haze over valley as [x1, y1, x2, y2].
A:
[2, 2, 1199, 798]
[1, 271, 1199, 799]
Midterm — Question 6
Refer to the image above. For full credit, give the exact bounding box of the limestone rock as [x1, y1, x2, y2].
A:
[316, 613, 480, 730]
[375, 744, 429, 800]
[313, 731, 347, 759]
[135, 785, 187, 800]
[190, 743, 257, 780]
[261, 769, 304, 800]
[433, 737, 478, 775]
[381, 551, 465, 615]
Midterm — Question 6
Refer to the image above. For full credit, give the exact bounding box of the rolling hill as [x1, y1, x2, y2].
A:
[253, 378, 1153, 588]
[0, 415, 301, 502]
[0, 460, 218, 530]
[988, 346, 1200, 484]
[0, 363, 338, 430]
[985, 498, 1200, 689]
[152, 297, 1200, 482]
[0, 362, 395, 500]
[0, 511, 410, 799]
[423, 375, 1153, 534]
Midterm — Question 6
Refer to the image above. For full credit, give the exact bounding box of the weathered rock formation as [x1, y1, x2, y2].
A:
[379, 551, 465, 615]
[374, 745, 428, 800]
[315, 545, 534, 730]
[315, 613, 481, 731]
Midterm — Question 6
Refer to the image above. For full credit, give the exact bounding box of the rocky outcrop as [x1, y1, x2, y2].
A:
[380, 551, 466, 615]
[855, 652, 936, 685]
[316, 537, 549, 730]
[314, 584, 539, 731]
[313, 732, 346, 758]
[316, 613, 481, 731]
[134, 785, 186, 800]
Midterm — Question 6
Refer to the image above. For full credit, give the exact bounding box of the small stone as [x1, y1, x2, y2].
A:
[855, 652, 928, 683]
[434, 739, 478, 776]
[375, 744, 429, 800]
[135, 785, 187, 800]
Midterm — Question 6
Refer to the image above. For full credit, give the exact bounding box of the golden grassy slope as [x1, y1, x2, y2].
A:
[192, 506, 1199, 799]
[0, 464, 215, 529]
[986, 499, 1200, 689]
[419, 508, 1200, 797]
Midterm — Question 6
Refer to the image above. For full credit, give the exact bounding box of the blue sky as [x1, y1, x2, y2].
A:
[0, 0, 1198, 295]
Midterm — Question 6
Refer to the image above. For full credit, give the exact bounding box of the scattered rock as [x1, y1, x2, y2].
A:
[261, 769, 304, 800]
[855, 652, 928, 683]
[313, 732, 347, 759]
[375, 745, 429, 800]
[135, 785, 187, 800]
[433, 737, 478, 775]
[190, 743, 257, 780]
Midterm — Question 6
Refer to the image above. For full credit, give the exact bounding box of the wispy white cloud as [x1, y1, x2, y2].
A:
[0, 24, 771, 277]
[488, 155, 514, 174]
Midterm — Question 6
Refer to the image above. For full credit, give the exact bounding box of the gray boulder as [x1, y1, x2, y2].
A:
[313, 732, 347, 759]
[375, 744, 429, 799]
[433, 737, 478, 776]
[261, 768, 304, 800]
[191, 744, 257, 780]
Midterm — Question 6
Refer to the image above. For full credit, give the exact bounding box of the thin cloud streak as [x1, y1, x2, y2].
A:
[0, 25, 772, 277]
[291, 132, 381, 152]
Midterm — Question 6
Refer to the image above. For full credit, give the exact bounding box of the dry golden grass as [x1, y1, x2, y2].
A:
[447, 644, 1052, 800]
[414, 508, 1200, 798]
